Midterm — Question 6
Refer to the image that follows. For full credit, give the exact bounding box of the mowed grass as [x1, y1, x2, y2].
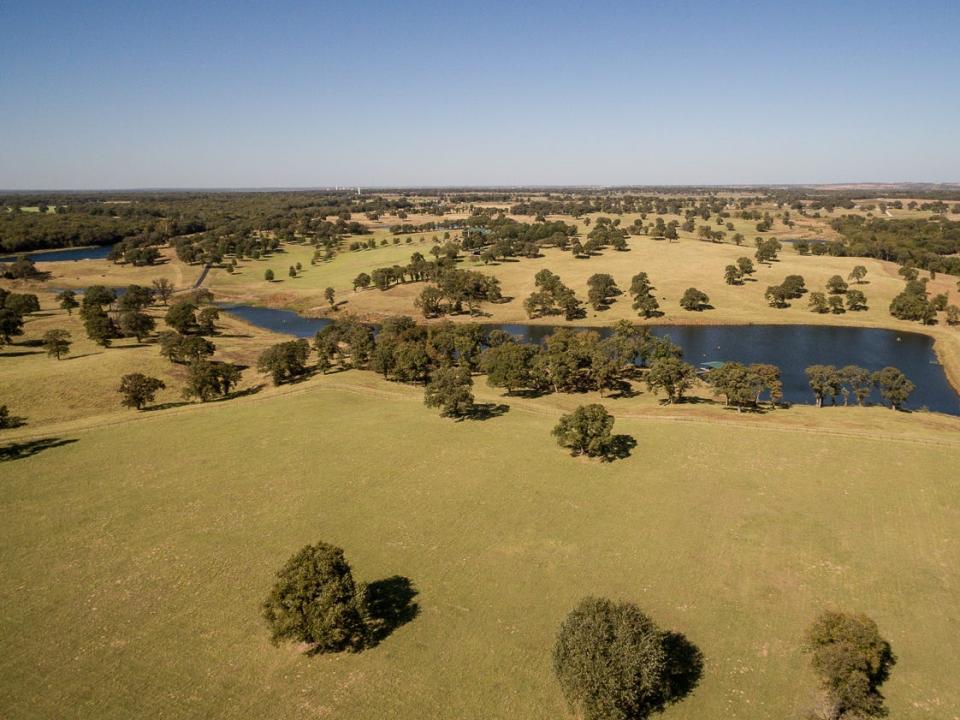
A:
[2, 380, 959, 719]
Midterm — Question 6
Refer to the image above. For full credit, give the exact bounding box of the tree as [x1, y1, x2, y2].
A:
[42, 329, 71, 359]
[805, 611, 895, 720]
[0, 308, 25, 344]
[415, 286, 445, 318]
[82, 285, 116, 310]
[840, 366, 873, 406]
[805, 365, 842, 407]
[324, 287, 335, 307]
[264, 268, 275, 282]
[828, 295, 845, 314]
[848, 265, 868, 284]
[83, 308, 120, 347]
[736, 257, 755, 277]
[628, 273, 661, 318]
[257, 339, 311, 385]
[5, 293, 40, 316]
[119, 311, 156, 342]
[707, 363, 766, 410]
[552, 404, 616, 459]
[288, 265, 297, 278]
[846, 289, 868, 311]
[117, 373, 166, 410]
[826, 275, 848, 294]
[645, 358, 696, 403]
[586, 273, 621, 310]
[947, 304, 960, 325]
[158, 332, 215, 363]
[780, 275, 806, 298]
[182, 360, 242, 401]
[165, 301, 199, 334]
[679, 288, 709, 312]
[57, 289, 79, 315]
[353, 272, 371, 290]
[118, 285, 154, 311]
[754, 238, 780, 263]
[889, 280, 935, 323]
[0, 404, 18, 429]
[808, 292, 829, 313]
[553, 597, 676, 720]
[898, 265, 918, 282]
[724, 265, 741, 285]
[872, 367, 914, 410]
[261, 542, 378, 653]
[765, 285, 790, 308]
[424, 366, 474, 418]
[194, 306, 217, 335]
[481, 341, 540, 394]
[147, 278, 172, 305]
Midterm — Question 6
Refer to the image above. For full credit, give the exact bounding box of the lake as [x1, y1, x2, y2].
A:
[219, 304, 960, 415]
[0, 245, 114, 263]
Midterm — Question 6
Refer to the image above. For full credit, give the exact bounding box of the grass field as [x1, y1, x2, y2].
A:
[200, 230, 960, 391]
[2, 374, 959, 719]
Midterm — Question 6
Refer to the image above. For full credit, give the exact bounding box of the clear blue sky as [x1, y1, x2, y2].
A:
[1, 0, 958, 189]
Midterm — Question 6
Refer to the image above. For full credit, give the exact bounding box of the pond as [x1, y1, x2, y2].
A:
[219, 304, 960, 415]
[0, 244, 114, 263]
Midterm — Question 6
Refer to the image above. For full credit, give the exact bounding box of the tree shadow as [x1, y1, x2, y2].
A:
[467, 402, 510, 421]
[0, 350, 43, 357]
[365, 575, 420, 645]
[143, 400, 193, 412]
[0, 437, 77, 462]
[661, 631, 705, 705]
[510, 387, 549, 399]
[601, 434, 636, 461]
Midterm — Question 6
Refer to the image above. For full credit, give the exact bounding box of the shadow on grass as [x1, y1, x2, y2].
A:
[365, 575, 420, 646]
[662, 630, 705, 706]
[0, 437, 77, 462]
[467, 402, 510, 421]
[602, 434, 637, 461]
[1, 350, 44, 357]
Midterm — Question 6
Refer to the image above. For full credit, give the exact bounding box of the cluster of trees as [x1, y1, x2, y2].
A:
[0, 255, 44, 280]
[830, 215, 960, 275]
[414, 269, 503, 318]
[723, 257, 755, 285]
[280, 318, 686, 415]
[111, 288, 242, 409]
[525, 270, 584, 320]
[705, 363, 783, 410]
[805, 365, 914, 410]
[351, 248, 503, 318]
[888, 272, 953, 324]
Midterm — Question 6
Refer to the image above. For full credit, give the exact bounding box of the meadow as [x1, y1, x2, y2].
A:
[3, 192, 960, 719]
[2, 373, 959, 719]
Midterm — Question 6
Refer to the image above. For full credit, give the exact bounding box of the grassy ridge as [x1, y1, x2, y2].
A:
[2, 381, 958, 719]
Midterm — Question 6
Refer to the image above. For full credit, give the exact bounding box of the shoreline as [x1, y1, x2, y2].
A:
[213, 290, 960, 399]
